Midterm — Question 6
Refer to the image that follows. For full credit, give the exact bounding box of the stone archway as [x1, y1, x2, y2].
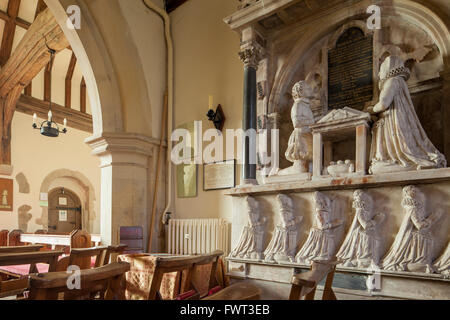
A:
[37, 169, 97, 233]
[44, 0, 124, 135]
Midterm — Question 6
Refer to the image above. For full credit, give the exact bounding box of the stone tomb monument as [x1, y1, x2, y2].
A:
[225, 0, 450, 300]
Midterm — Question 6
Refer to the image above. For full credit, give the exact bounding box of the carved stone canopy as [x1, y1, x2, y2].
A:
[311, 107, 372, 136]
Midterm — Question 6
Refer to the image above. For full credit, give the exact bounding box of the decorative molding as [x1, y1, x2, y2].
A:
[239, 44, 264, 69]
[317, 107, 371, 124]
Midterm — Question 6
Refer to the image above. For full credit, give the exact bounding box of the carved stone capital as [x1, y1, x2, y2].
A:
[239, 44, 263, 69]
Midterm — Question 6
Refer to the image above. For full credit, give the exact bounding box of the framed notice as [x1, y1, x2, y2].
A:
[59, 210, 68, 222]
[203, 160, 236, 191]
[0, 178, 13, 212]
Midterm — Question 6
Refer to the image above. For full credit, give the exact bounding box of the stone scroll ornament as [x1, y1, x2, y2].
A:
[295, 192, 344, 264]
[368, 56, 446, 174]
[382, 186, 442, 273]
[229, 196, 266, 260]
[336, 190, 385, 269]
[264, 194, 303, 263]
[433, 243, 449, 275]
[275, 81, 315, 176]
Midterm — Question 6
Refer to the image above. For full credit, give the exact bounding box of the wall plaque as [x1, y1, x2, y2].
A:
[204, 160, 236, 191]
[0, 178, 13, 212]
[328, 27, 373, 111]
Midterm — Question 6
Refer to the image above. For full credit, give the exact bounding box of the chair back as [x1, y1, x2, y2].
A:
[119, 227, 144, 254]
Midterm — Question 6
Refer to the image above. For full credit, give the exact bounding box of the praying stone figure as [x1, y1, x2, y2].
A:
[264, 194, 302, 263]
[336, 190, 385, 268]
[433, 243, 449, 275]
[278, 81, 315, 176]
[383, 185, 442, 273]
[368, 56, 446, 174]
[229, 196, 266, 260]
[296, 192, 343, 264]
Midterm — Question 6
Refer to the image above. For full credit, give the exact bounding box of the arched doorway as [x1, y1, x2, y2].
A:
[48, 188, 82, 233]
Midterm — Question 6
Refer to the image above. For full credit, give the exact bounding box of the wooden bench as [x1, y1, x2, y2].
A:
[0, 250, 64, 298]
[289, 260, 338, 300]
[0, 245, 44, 254]
[28, 262, 130, 300]
[203, 282, 261, 300]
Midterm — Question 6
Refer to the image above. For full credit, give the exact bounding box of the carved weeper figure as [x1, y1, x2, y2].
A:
[336, 190, 385, 268]
[264, 194, 302, 263]
[229, 196, 265, 260]
[369, 56, 446, 174]
[296, 192, 343, 264]
[433, 243, 449, 275]
[383, 186, 442, 273]
[278, 81, 315, 176]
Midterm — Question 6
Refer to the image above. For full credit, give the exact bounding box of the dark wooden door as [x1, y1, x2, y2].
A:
[48, 188, 82, 233]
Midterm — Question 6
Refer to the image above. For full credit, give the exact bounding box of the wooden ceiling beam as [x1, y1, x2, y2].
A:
[80, 77, 86, 113]
[0, 0, 21, 67]
[0, 8, 69, 165]
[0, 8, 69, 97]
[24, 0, 49, 96]
[65, 52, 77, 108]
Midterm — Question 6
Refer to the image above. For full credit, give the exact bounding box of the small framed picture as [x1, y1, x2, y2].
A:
[203, 160, 236, 191]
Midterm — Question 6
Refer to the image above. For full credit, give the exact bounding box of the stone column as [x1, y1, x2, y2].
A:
[239, 40, 263, 185]
[355, 124, 368, 175]
[312, 132, 323, 178]
[86, 133, 155, 247]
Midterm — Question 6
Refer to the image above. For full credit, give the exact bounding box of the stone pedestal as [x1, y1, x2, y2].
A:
[310, 107, 371, 180]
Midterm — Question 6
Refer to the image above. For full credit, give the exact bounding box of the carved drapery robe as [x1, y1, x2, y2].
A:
[285, 97, 315, 163]
[336, 209, 384, 268]
[264, 217, 301, 263]
[296, 200, 343, 264]
[369, 56, 446, 173]
[383, 205, 440, 273]
[434, 243, 449, 275]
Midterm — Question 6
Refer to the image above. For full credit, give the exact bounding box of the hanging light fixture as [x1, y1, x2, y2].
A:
[32, 47, 67, 137]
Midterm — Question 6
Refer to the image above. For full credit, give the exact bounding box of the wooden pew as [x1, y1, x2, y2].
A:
[288, 260, 338, 300]
[28, 262, 130, 300]
[146, 251, 223, 300]
[20, 230, 94, 253]
[0, 245, 43, 254]
[0, 250, 64, 298]
[0, 230, 8, 246]
[103, 244, 128, 265]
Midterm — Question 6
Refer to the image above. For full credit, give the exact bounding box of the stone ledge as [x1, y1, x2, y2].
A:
[225, 168, 450, 196]
[226, 257, 450, 282]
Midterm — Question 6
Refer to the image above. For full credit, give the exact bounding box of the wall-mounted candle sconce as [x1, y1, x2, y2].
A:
[206, 95, 225, 131]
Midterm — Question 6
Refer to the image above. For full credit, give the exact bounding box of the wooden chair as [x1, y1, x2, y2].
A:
[28, 262, 130, 300]
[8, 230, 23, 247]
[0, 250, 64, 298]
[288, 260, 338, 300]
[119, 227, 144, 254]
[0, 230, 8, 246]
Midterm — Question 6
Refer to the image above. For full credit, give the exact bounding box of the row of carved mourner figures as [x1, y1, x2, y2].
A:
[229, 186, 449, 275]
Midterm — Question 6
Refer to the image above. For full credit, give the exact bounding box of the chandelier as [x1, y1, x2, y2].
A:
[32, 48, 67, 138]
